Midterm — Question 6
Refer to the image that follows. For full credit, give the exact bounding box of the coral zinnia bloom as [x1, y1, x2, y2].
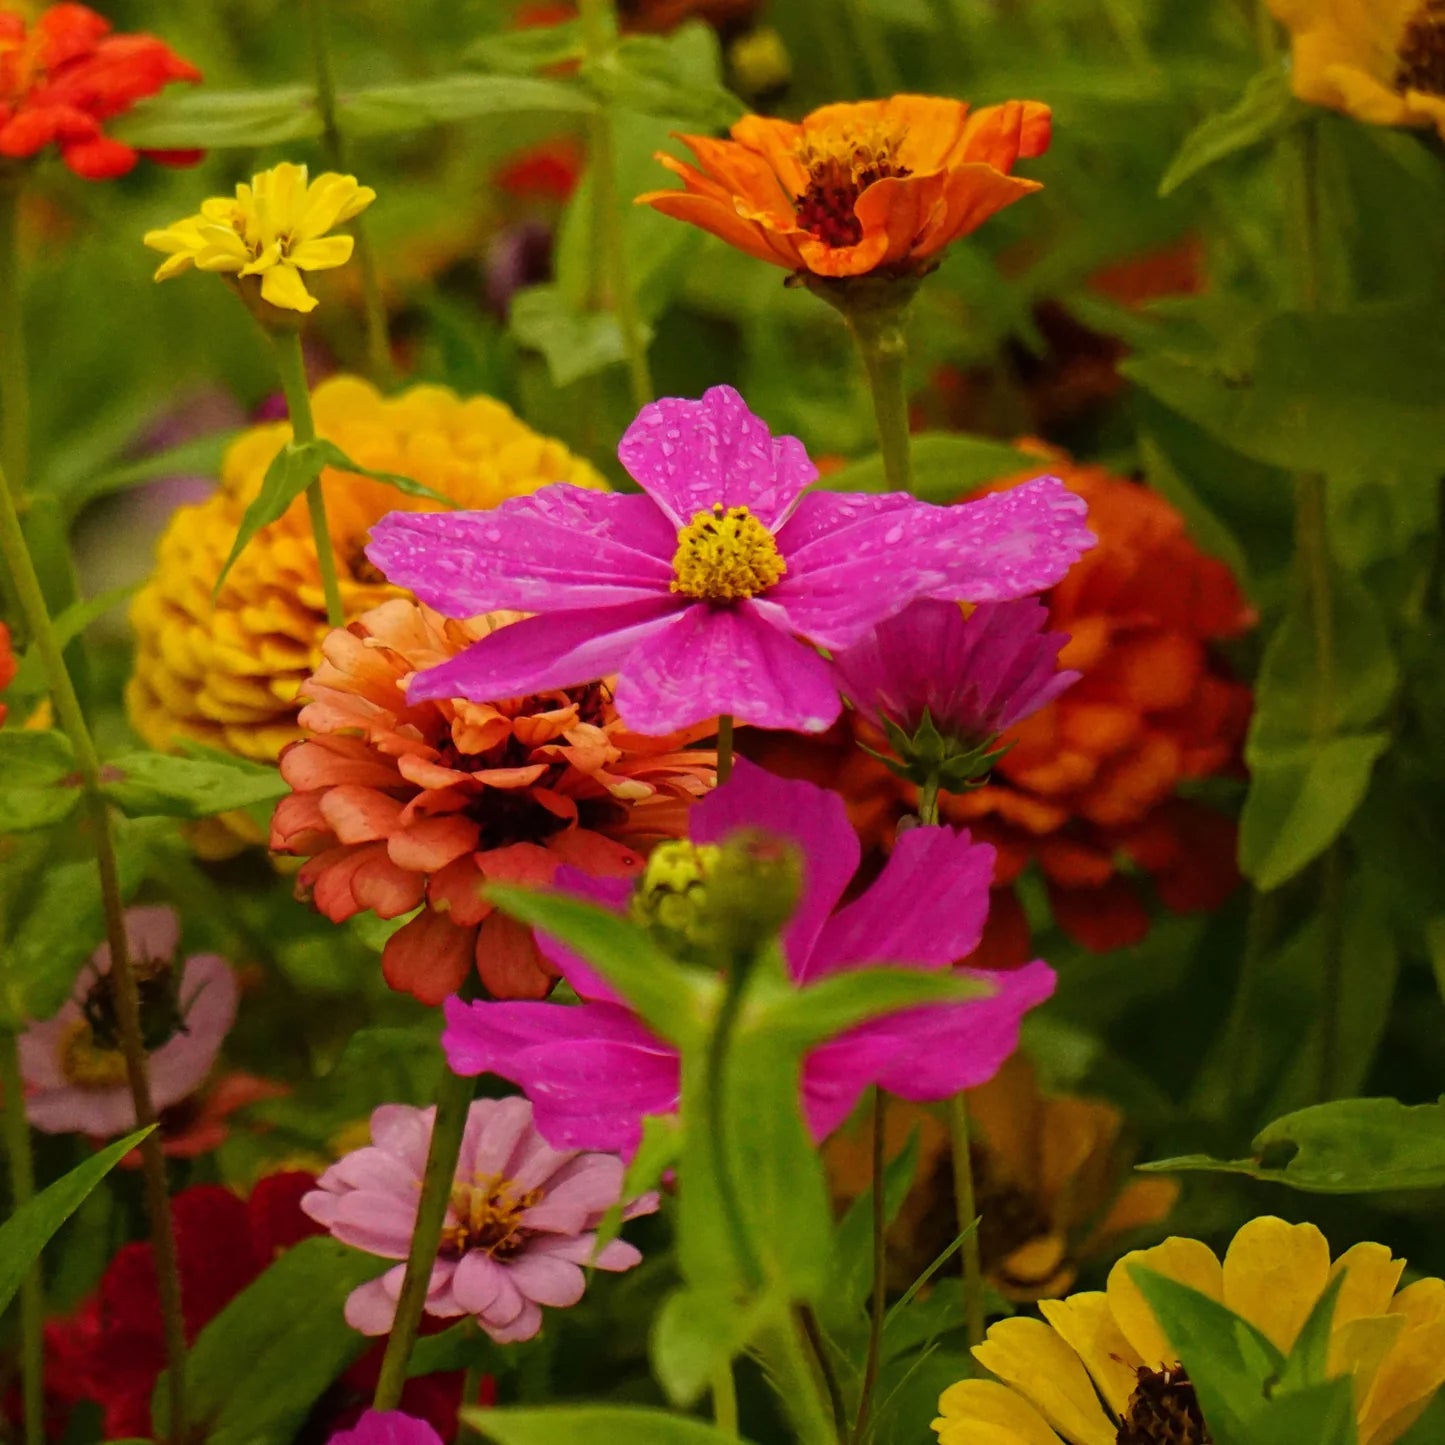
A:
[144, 162, 375, 313]
[0, 3, 200, 180]
[637, 95, 1050, 278]
[443, 758, 1056, 1155]
[367, 385, 1092, 737]
[18, 906, 237, 1137]
[270, 598, 714, 1004]
[303, 1097, 656, 1342]
[1266, 0, 1445, 136]
[826, 1055, 1178, 1300]
[127, 377, 605, 790]
[935, 1216, 1445, 1445]
[0, 619, 14, 726]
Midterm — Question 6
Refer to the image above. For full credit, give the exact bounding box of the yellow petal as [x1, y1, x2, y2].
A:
[334, 181, 377, 224]
[1330, 1243, 1406, 1328]
[1360, 1319, 1445, 1445]
[1039, 1293, 1142, 1420]
[151, 253, 196, 282]
[1390, 1279, 1445, 1328]
[290, 235, 355, 272]
[1222, 1216, 1331, 1353]
[972, 1318, 1116, 1445]
[1332, 1314, 1406, 1413]
[935, 1378, 1064, 1445]
[297, 172, 371, 239]
[259, 263, 319, 313]
[1107, 1238, 1223, 1367]
[239, 240, 284, 278]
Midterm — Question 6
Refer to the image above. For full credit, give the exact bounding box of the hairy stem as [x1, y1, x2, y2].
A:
[0, 1031, 43, 1445]
[849, 308, 914, 495]
[0, 459, 187, 1444]
[711, 1359, 739, 1436]
[757, 1312, 840, 1445]
[0, 174, 29, 500]
[948, 1093, 986, 1348]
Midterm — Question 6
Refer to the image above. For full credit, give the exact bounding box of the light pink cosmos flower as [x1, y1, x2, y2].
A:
[302, 1097, 657, 1343]
[832, 597, 1079, 741]
[18, 906, 237, 1137]
[442, 759, 1056, 1156]
[328, 1411, 442, 1445]
[365, 385, 1093, 737]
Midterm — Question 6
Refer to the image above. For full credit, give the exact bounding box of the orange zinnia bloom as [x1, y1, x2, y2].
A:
[270, 600, 716, 1005]
[637, 94, 1051, 279]
[0, 3, 201, 180]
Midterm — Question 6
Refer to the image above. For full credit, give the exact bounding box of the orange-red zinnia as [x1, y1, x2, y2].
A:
[638, 94, 1051, 279]
[270, 600, 716, 1005]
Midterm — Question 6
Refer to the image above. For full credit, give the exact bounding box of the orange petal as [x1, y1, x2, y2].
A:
[637, 187, 802, 269]
[382, 910, 474, 1005]
[955, 100, 1053, 170]
[476, 911, 556, 1000]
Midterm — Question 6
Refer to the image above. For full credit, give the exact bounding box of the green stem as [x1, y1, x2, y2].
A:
[756, 1313, 839, 1445]
[0, 174, 29, 499]
[371, 1062, 475, 1410]
[849, 1088, 888, 1444]
[272, 330, 346, 628]
[947, 1093, 985, 1349]
[577, 0, 654, 412]
[798, 1304, 848, 1443]
[0, 1031, 43, 1445]
[711, 1359, 739, 1436]
[918, 775, 940, 827]
[848, 308, 914, 495]
[0, 459, 187, 1444]
[716, 714, 734, 785]
[458, 1364, 485, 1444]
[304, 0, 393, 384]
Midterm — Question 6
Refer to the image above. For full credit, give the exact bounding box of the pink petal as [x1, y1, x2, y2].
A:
[364, 487, 678, 615]
[531, 871, 634, 1005]
[345, 1273, 404, 1335]
[616, 385, 817, 531]
[613, 601, 839, 735]
[328, 1190, 419, 1258]
[463, 1095, 536, 1179]
[327, 1409, 445, 1445]
[505, 1252, 587, 1308]
[484, 1299, 543, 1344]
[522, 1153, 625, 1233]
[26, 1086, 137, 1137]
[92, 905, 179, 972]
[314, 1145, 418, 1202]
[450, 1251, 507, 1316]
[369, 1104, 435, 1175]
[406, 599, 685, 706]
[146, 954, 238, 1106]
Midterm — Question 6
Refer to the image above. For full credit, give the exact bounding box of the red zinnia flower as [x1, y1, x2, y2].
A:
[0, 619, 14, 725]
[0, 3, 201, 180]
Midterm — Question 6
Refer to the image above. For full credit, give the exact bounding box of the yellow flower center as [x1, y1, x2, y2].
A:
[670, 504, 786, 602]
[794, 121, 912, 248]
[629, 840, 721, 955]
[1116, 1365, 1210, 1445]
[441, 1174, 544, 1258]
[56, 1019, 130, 1089]
[1397, 2, 1445, 96]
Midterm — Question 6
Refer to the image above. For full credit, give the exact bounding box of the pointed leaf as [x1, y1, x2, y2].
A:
[1159, 65, 1303, 196]
[101, 749, 290, 820]
[0, 731, 81, 832]
[216, 440, 328, 594]
[757, 966, 982, 1051]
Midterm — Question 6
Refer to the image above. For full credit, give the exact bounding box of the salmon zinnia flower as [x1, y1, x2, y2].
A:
[0, 3, 200, 179]
[935, 1217, 1445, 1445]
[1266, 0, 1445, 138]
[270, 598, 715, 1004]
[637, 95, 1051, 279]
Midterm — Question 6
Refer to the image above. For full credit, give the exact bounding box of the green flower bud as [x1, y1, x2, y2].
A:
[702, 829, 804, 958]
[628, 840, 722, 960]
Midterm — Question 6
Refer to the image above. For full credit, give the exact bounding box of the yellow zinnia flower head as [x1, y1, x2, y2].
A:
[1267, 0, 1445, 137]
[126, 376, 607, 843]
[934, 1216, 1445, 1445]
[143, 161, 375, 313]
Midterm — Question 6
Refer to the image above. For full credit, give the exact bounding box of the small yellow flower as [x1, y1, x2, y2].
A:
[1267, 0, 1445, 137]
[934, 1216, 1445, 1445]
[143, 161, 375, 313]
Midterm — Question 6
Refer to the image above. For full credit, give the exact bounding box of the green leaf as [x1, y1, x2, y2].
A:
[0, 731, 81, 832]
[467, 20, 584, 73]
[100, 749, 289, 820]
[509, 285, 637, 388]
[487, 884, 711, 1048]
[157, 1238, 378, 1445]
[0, 1126, 154, 1318]
[58, 431, 237, 513]
[820, 433, 1035, 500]
[651, 1287, 770, 1408]
[1242, 1380, 1358, 1445]
[1141, 1096, 1445, 1193]
[594, 1113, 681, 1254]
[464, 1405, 752, 1445]
[340, 74, 596, 138]
[1239, 732, 1388, 890]
[1275, 1274, 1344, 1395]
[757, 966, 982, 1051]
[115, 85, 321, 148]
[581, 25, 744, 129]
[9, 586, 137, 704]
[1159, 65, 1303, 196]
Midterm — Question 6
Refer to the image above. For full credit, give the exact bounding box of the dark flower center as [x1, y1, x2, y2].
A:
[793, 127, 912, 249]
[81, 952, 184, 1053]
[1397, 2, 1445, 96]
[1117, 1365, 1211, 1445]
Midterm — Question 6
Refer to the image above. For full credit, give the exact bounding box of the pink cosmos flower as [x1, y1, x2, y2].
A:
[441, 759, 1056, 1155]
[365, 385, 1093, 737]
[18, 906, 237, 1137]
[328, 1411, 442, 1445]
[833, 597, 1079, 741]
[302, 1097, 657, 1343]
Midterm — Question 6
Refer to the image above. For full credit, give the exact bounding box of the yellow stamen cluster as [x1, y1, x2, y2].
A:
[442, 1174, 544, 1257]
[629, 840, 721, 954]
[796, 119, 908, 190]
[670, 503, 786, 602]
[57, 1019, 129, 1089]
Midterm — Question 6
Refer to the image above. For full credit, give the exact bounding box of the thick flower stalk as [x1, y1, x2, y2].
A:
[144, 162, 375, 315]
[367, 385, 1093, 738]
[0, 2, 200, 179]
[442, 758, 1056, 1155]
[302, 1097, 656, 1342]
[934, 1216, 1445, 1445]
[270, 598, 715, 1004]
[1266, 0, 1445, 137]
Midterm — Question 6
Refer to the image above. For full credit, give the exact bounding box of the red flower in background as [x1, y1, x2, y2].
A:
[0, 620, 14, 725]
[0, 3, 201, 180]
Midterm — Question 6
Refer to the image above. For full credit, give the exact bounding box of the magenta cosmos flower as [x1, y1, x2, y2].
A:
[834, 597, 1079, 741]
[302, 1096, 657, 1343]
[365, 385, 1092, 736]
[328, 1412, 441, 1445]
[442, 759, 1056, 1155]
[18, 906, 237, 1136]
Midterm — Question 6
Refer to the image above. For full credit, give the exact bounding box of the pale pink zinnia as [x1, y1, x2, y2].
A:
[366, 385, 1093, 736]
[18, 906, 237, 1137]
[303, 1097, 656, 1342]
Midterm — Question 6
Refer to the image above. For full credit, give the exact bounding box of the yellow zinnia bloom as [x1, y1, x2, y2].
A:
[143, 161, 375, 313]
[1267, 0, 1445, 136]
[934, 1216, 1445, 1445]
[126, 376, 606, 848]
